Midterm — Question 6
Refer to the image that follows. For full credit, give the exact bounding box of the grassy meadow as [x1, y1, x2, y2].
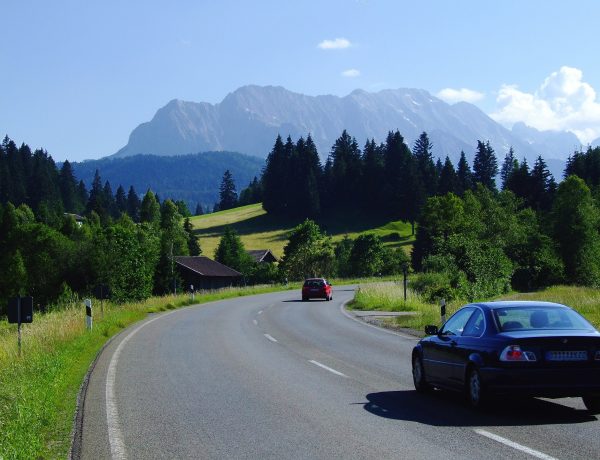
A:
[190, 203, 414, 258]
[350, 282, 600, 332]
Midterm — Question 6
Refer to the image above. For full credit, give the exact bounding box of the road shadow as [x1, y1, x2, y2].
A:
[282, 299, 329, 303]
[360, 390, 596, 427]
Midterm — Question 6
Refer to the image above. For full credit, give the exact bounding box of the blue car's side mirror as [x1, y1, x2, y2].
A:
[425, 325, 439, 335]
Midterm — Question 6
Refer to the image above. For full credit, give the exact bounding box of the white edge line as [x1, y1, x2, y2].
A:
[106, 311, 176, 460]
[474, 429, 559, 460]
[339, 301, 418, 340]
[264, 333, 277, 342]
[253, 319, 258, 325]
[258, 310, 263, 315]
[309, 360, 347, 377]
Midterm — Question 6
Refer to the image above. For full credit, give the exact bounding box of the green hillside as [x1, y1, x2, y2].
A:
[190, 203, 414, 258]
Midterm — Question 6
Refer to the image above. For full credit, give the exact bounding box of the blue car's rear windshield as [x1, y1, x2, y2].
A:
[493, 306, 594, 332]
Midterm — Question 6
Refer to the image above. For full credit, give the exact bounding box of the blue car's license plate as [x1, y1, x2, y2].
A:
[545, 350, 588, 361]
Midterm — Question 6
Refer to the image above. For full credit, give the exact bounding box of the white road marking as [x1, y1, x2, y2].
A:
[264, 333, 277, 342]
[309, 360, 347, 377]
[474, 429, 559, 460]
[253, 319, 258, 325]
[258, 310, 263, 315]
[106, 313, 172, 459]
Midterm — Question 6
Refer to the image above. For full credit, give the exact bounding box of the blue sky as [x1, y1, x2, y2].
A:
[2, 0, 600, 161]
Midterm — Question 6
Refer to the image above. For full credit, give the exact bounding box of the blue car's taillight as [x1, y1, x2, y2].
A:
[499, 345, 537, 362]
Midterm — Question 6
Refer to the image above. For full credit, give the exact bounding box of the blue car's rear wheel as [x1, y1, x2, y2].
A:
[467, 368, 486, 409]
[582, 394, 600, 414]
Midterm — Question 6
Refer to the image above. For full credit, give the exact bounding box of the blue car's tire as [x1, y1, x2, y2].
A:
[412, 355, 431, 393]
[583, 394, 600, 414]
[466, 368, 487, 409]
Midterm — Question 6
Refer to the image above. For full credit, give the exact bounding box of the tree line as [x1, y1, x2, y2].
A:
[256, 130, 600, 298]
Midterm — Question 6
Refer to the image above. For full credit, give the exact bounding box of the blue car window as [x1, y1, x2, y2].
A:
[440, 307, 475, 336]
[462, 309, 484, 337]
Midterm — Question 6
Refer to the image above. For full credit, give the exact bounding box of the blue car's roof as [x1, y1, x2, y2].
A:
[466, 301, 570, 310]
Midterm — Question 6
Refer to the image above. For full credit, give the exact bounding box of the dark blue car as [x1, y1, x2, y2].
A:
[412, 301, 600, 411]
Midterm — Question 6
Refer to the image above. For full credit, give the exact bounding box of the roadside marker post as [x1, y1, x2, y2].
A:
[85, 299, 93, 330]
[402, 263, 408, 302]
[440, 298, 446, 325]
[190, 285, 195, 302]
[8, 296, 33, 356]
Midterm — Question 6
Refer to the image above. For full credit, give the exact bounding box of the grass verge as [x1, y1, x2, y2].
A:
[348, 283, 600, 333]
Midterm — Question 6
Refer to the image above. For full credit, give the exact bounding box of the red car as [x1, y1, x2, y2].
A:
[302, 278, 333, 301]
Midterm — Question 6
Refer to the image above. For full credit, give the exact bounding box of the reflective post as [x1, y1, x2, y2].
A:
[440, 298, 446, 324]
[85, 299, 93, 330]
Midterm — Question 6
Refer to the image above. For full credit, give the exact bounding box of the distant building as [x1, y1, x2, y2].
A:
[174, 256, 243, 290]
[247, 249, 279, 264]
[63, 213, 85, 227]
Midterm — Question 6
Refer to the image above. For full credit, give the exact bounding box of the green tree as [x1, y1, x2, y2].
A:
[334, 236, 354, 277]
[456, 151, 473, 195]
[140, 189, 161, 226]
[218, 170, 238, 211]
[349, 234, 384, 277]
[214, 226, 252, 274]
[438, 156, 459, 196]
[184, 217, 201, 256]
[473, 140, 498, 191]
[412, 132, 438, 196]
[279, 219, 335, 280]
[500, 147, 517, 190]
[154, 200, 189, 293]
[126, 186, 141, 222]
[552, 175, 600, 286]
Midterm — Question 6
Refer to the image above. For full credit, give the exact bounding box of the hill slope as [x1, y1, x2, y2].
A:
[190, 203, 414, 259]
[71, 151, 264, 209]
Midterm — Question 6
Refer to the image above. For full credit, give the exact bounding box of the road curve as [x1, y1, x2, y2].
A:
[79, 287, 600, 459]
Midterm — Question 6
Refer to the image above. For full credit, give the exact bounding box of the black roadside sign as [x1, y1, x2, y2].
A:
[7, 296, 33, 324]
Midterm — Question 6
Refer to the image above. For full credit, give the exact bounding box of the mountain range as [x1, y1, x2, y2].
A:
[112, 85, 587, 179]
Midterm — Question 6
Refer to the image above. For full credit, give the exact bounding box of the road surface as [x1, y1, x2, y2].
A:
[78, 287, 600, 459]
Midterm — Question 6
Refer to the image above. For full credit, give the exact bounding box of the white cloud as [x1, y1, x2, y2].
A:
[490, 66, 600, 143]
[341, 68, 360, 78]
[317, 38, 351, 50]
[437, 88, 485, 104]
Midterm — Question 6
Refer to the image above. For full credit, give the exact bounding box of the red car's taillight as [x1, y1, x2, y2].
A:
[499, 345, 537, 362]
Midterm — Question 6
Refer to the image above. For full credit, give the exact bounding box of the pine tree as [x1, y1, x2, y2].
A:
[473, 140, 498, 191]
[530, 156, 555, 212]
[262, 135, 288, 214]
[115, 185, 127, 216]
[86, 170, 108, 222]
[103, 181, 118, 219]
[59, 160, 82, 213]
[361, 139, 384, 211]
[218, 170, 238, 211]
[194, 202, 204, 216]
[184, 217, 201, 256]
[438, 156, 459, 195]
[412, 132, 438, 196]
[500, 147, 517, 190]
[383, 130, 413, 217]
[457, 151, 473, 195]
[126, 186, 141, 222]
[214, 226, 252, 274]
[328, 130, 362, 208]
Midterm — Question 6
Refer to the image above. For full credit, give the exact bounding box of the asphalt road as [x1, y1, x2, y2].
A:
[79, 287, 600, 459]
